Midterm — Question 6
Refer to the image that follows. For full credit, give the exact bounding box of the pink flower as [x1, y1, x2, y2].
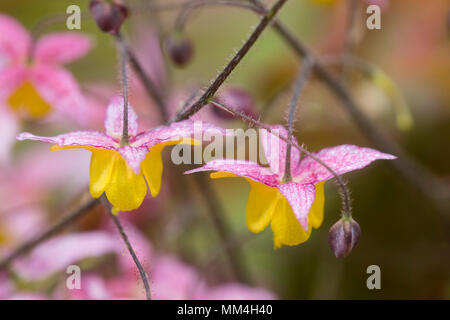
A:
[0, 14, 91, 123]
[13, 231, 120, 281]
[17, 96, 224, 213]
[186, 125, 396, 248]
[0, 106, 19, 164]
[151, 255, 276, 300]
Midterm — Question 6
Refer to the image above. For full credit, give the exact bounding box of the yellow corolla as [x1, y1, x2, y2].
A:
[244, 179, 324, 248]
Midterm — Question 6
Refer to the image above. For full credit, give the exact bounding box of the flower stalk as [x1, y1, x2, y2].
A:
[116, 33, 129, 145]
[173, 0, 288, 122]
[101, 196, 151, 300]
[284, 56, 314, 182]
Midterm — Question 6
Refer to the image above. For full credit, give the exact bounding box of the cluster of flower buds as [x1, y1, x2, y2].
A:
[328, 217, 361, 258]
[211, 87, 259, 120]
[164, 34, 194, 67]
[89, 0, 128, 35]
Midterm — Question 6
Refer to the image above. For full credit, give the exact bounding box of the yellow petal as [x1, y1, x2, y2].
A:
[210, 172, 238, 179]
[89, 149, 116, 198]
[245, 179, 279, 233]
[141, 139, 199, 197]
[141, 144, 164, 198]
[105, 154, 147, 212]
[8, 82, 52, 118]
[270, 194, 312, 249]
[309, 181, 325, 229]
[50, 145, 95, 151]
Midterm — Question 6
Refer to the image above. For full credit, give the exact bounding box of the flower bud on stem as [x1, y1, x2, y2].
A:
[90, 0, 128, 35]
[328, 217, 361, 259]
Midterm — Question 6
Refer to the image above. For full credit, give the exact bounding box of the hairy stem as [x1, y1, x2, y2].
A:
[102, 198, 151, 300]
[174, 0, 262, 31]
[117, 32, 169, 122]
[194, 174, 251, 284]
[116, 34, 129, 146]
[173, 0, 288, 122]
[284, 56, 314, 182]
[340, 0, 359, 79]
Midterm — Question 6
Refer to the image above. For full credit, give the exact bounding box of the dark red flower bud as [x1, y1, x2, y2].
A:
[164, 34, 193, 67]
[328, 217, 361, 259]
[212, 87, 258, 120]
[89, 0, 128, 35]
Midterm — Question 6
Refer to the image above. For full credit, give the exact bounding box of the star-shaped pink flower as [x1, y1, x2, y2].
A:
[17, 96, 225, 213]
[186, 125, 396, 248]
[0, 14, 91, 122]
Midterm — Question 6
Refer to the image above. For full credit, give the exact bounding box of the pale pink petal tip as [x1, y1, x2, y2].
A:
[105, 95, 139, 140]
[34, 32, 92, 65]
[293, 145, 397, 184]
[0, 14, 31, 62]
[16, 131, 117, 149]
[16, 132, 43, 142]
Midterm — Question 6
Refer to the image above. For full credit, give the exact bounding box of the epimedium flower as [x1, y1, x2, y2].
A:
[17, 96, 223, 213]
[186, 125, 396, 248]
[0, 14, 91, 122]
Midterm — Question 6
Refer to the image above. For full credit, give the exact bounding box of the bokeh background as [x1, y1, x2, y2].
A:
[0, 0, 449, 299]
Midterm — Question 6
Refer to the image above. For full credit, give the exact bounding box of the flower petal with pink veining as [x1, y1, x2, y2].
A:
[118, 145, 148, 174]
[16, 131, 118, 149]
[260, 125, 301, 179]
[104, 95, 139, 140]
[277, 182, 315, 231]
[293, 144, 396, 184]
[185, 159, 279, 187]
[132, 120, 226, 148]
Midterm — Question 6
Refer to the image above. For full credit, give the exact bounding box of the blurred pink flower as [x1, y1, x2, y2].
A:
[0, 106, 19, 164]
[0, 14, 92, 123]
[151, 255, 276, 300]
[3, 220, 275, 300]
[13, 231, 119, 281]
[366, 0, 389, 11]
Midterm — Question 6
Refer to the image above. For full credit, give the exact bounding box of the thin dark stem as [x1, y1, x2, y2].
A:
[211, 99, 352, 217]
[174, 0, 261, 31]
[194, 174, 252, 284]
[131, 0, 260, 17]
[116, 34, 129, 145]
[201, 231, 256, 273]
[0, 198, 99, 270]
[284, 56, 314, 182]
[102, 199, 151, 300]
[118, 32, 169, 122]
[173, 0, 288, 122]
[340, 0, 359, 79]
